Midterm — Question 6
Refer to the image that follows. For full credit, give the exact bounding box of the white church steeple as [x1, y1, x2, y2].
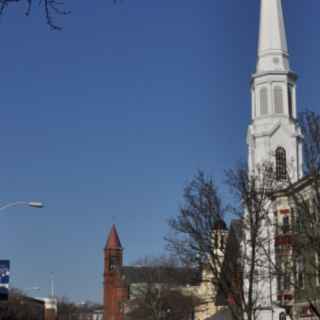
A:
[257, 0, 289, 72]
[247, 0, 303, 182]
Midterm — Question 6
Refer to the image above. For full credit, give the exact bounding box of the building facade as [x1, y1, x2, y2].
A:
[272, 176, 320, 320]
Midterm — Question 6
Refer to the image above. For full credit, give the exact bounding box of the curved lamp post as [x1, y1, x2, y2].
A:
[0, 201, 44, 212]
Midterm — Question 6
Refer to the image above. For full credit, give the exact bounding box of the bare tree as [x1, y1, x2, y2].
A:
[0, 0, 122, 30]
[124, 256, 201, 320]
[56, 297, 80, 320]
[167, 167, 279, 320]
[0, 288, 45, 320]
[299, 110, 320, 177]
[56, 297, 102, 320]
[268, 111, 320, 319]
[226, 163, 281, 320]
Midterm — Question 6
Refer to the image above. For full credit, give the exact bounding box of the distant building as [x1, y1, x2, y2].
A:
[78, 309, 103, 320]
[41, 297, 58, 320]
[0, 291, 46, 320]
[22, 296, 46, 320]
[103, 224, 228, 320]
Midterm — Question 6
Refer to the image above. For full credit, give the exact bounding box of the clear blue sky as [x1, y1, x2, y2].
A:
[0, 0, 319, 303]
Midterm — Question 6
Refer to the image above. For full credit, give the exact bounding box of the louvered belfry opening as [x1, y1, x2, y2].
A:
[276, 147, 287, 180]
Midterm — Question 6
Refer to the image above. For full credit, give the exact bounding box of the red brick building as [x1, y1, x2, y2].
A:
[103, 225, 202, 320]
[103, 225, 128, 320]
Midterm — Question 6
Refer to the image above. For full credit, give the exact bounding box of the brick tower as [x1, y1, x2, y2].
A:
[103, 225, 128, 320]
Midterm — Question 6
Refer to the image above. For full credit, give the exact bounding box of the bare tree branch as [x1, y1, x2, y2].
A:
[0, 0, 70, 30]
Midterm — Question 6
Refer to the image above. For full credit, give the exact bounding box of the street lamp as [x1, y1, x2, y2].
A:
[0, 201, 44, 211]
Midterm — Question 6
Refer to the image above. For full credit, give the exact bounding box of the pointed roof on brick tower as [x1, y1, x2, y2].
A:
[105, 224, 122, 250]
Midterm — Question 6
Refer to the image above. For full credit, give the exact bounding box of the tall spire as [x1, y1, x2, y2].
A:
[248, 0, 303, 182]
[105, 225, 122, 250]
[256, 0, 289, 73]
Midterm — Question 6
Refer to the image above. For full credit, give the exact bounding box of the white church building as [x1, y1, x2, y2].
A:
[246, 0, 306, 319]
[214, 1, 317, 320]
[247, 0, 303, 181]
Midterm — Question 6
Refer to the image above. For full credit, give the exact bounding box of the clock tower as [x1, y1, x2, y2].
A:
[103, 225, 128, 320]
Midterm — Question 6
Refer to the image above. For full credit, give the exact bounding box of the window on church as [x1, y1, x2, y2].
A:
[109, 256, 118, 271]
[288, 85, 293, 118]
[276, 147, 287, 180]
[274, 86, 284, 114]
[282, 216, 289, 234]
[260, 87, 268, 116]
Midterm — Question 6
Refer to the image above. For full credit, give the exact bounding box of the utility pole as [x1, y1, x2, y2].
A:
[50, 272, 55, 297]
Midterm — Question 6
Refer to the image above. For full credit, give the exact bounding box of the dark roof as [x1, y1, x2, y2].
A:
[213, 219, 228, 231]
[121, 266, 201, 286]
[105, 225, 122, 250]
[21, 296, 45, 306]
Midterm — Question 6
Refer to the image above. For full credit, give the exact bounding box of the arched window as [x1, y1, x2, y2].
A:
[260, 87, 268, 116]
[274, 86, 284, 114]
[276, 147, 287, 180]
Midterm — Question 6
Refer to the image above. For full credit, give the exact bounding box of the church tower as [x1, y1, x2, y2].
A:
[247, 0, 303, 182]
[103, 225, 128, 320]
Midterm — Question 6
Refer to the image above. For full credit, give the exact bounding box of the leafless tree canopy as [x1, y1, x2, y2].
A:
[166, 165, 281, 320]
[0, 288, 44, 320]
[0, 0, 70, 30]
[167, 171, 226, 267]
[166, 111, 320, 320]
[124, 256, 201, 320]
[57, 297, 102, 320]
[299, 110, 320, 175]
[226, 163, 279, 320]
[0, 0, 122, 30]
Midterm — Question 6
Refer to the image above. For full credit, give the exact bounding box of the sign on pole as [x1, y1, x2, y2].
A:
[0, 260, 10, 301]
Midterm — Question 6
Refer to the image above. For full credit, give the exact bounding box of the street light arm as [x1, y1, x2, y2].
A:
[0, 201, 44, 211]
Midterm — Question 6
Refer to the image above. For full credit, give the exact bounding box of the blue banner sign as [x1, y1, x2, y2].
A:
[0, 260, 10, 301]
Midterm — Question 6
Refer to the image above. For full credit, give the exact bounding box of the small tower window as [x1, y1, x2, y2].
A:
[282, 216, 289, 233]
[274, 86, 284, 114]
[260, 87, 268, 116]
[276, 147, 287, 180]
[288, 85, 293, 118]
[109, 255, 118, 271]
